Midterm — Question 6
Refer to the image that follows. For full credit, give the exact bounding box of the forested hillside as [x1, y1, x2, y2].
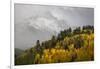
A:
[15, 25, 94, 65]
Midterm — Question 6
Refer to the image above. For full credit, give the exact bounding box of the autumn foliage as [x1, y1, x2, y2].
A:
[15, 25, 94, 65]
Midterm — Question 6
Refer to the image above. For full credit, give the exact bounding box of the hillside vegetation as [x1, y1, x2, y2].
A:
[15, 25, 94, 65]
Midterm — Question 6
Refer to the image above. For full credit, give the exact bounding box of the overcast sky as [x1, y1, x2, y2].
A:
[14, 4, 94, 50]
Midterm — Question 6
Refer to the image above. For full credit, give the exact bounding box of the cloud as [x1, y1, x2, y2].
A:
[14, 4, 94, 50]
[15, 4, 94, 33]
[28, 16, 61, 33]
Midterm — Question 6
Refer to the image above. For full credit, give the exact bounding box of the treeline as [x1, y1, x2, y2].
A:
[15, 25, 94, 65]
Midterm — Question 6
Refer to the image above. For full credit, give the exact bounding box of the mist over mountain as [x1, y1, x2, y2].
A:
[14, 4, 94, 50]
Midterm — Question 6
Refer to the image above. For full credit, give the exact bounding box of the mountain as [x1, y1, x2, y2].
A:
[15, 26, 94, 65]
[15, 48, 24, 58]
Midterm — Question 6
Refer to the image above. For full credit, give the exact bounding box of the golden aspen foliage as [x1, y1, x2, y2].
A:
[15, 26, 94, 65]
